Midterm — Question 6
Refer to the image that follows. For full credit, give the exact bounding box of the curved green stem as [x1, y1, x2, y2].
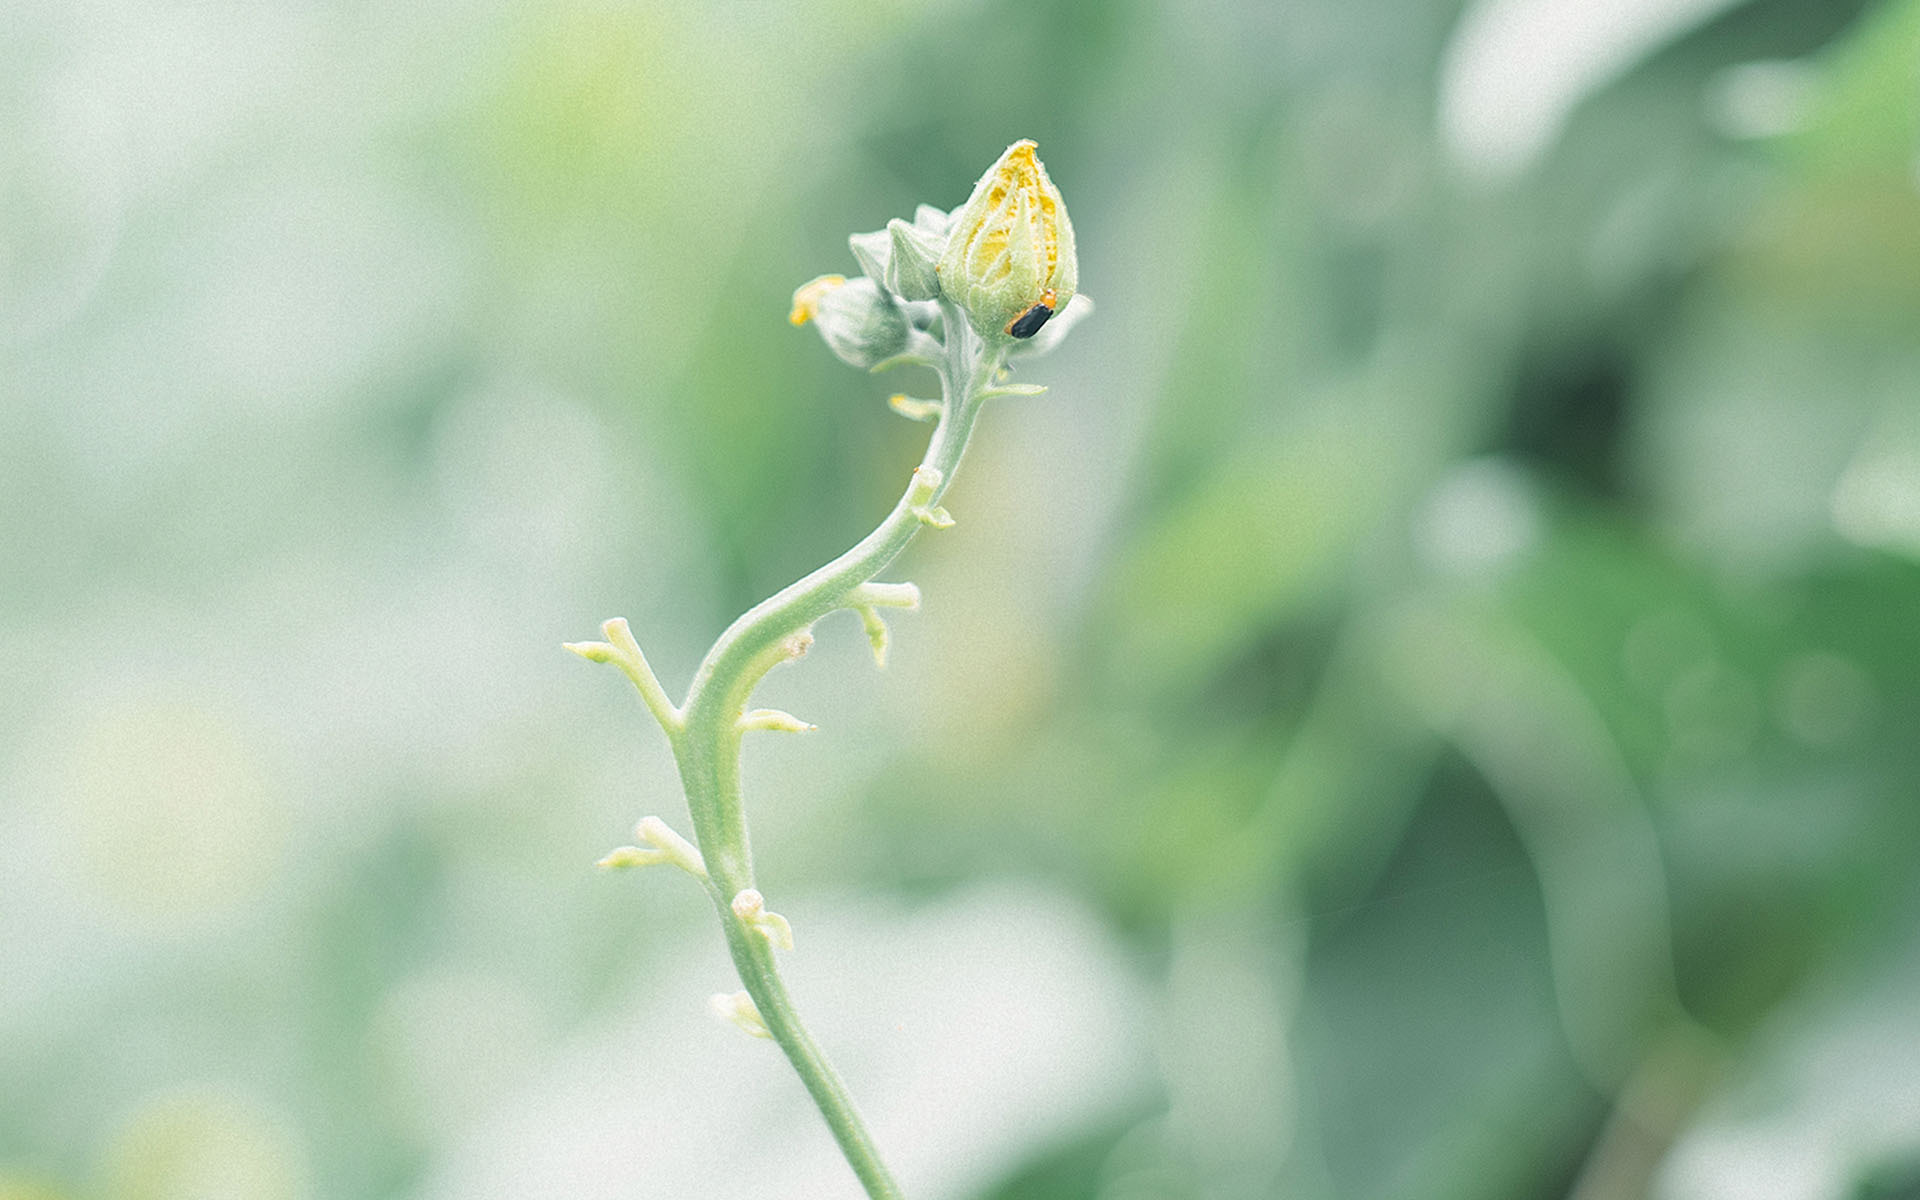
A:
[663, 305, 1003, 1199]
[715, 891, 902, 1199]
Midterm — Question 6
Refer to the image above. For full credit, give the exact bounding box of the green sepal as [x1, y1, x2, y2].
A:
[848, 229, 891, 288]
[885, 218, 944, 301]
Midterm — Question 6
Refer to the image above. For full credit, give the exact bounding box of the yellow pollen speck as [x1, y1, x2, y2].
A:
[789, 274, 847, 326]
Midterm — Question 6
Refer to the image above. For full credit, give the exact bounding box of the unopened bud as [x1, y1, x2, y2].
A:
[938, 140, 1079, 343]
[885, 218, 944, 301]
[790, 275, 910, 370]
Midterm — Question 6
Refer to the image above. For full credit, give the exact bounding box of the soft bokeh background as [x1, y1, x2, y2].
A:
[5, 0, 1919, 1197]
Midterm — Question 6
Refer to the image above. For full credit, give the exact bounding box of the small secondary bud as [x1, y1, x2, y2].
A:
[790, 274, 911, 370]
[885, 218, 944, 301]
[913, 202, 954, 234]
[848, 213, 946, 303]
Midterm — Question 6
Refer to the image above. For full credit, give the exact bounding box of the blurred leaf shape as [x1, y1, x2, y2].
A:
[1439, 0, 1749, 180]
[1657, 928, 1920, 1200]
[48, 701, 285, 932]
[103, 1086, 308, 1200]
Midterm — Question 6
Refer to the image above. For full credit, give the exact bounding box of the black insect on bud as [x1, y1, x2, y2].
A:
[1004, 289, 1058, 339]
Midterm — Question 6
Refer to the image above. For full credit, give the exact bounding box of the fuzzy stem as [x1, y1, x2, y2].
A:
[666, 304, 1000, 1199]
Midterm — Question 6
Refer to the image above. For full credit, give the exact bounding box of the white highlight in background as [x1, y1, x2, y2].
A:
[1439, 0, 1748, 181]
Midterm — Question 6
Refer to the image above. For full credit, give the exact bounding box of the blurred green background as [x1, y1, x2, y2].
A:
[5, 0, 1920, 1197]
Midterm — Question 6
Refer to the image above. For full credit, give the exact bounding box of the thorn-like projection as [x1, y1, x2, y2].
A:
[857, 606, 891, 668]
[731, 888, 796, 951]
[888, 393, 941, 422]
[906, 465, 942, 505]
[597, 815, 707, 879]
[739, 709, 816, 734]
[564, 618, 681, 733]
[562, 640, 615, 663]
[711, 990, 773, 1039]
[846, 581, 922, 668]
[850, 581, 921, 610]
[981, 383, 1047, 401]
[905, 465, 954, 528]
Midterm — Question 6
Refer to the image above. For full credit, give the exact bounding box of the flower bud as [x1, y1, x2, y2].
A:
[885, 218, 943, 301]
[789, 274, 910, 370]
[937, 140, 1078, 342]
[847, 216, 945, 302]
[912, 203, 953, 234]
[847, 231, 891, 290]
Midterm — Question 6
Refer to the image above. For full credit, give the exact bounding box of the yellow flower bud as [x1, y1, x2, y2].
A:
[937, 140, 1078, 342]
